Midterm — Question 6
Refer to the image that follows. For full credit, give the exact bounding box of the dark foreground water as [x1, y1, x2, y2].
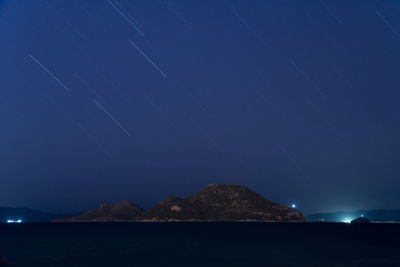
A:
[1, 222, 400, 266]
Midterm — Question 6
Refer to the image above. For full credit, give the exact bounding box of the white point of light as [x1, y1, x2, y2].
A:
[361, 214, 364, 217]
[291, 204, 296, 208]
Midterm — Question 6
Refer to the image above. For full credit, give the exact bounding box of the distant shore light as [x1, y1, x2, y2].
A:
[6, 219, 22, 223]
[343, 218, 351, 224]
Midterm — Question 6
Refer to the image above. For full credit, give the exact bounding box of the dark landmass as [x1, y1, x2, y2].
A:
[55, 184, 305, 222]
[306, 209, 400, 222]
[138, 184, 304, 222]
[54, 201, 143, 222]
[351, 217, 370, 224]
[0, 207, 67, 223]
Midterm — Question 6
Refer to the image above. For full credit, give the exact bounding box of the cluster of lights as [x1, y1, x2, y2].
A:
[343, 218, 352, 224]
[6, 219, 22, 223]
[343, 214, 365, 223]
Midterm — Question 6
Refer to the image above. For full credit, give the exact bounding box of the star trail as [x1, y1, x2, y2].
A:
[0, 0, 399, 215]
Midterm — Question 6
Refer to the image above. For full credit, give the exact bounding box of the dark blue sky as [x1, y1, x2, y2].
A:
[1, 0, 399, 214]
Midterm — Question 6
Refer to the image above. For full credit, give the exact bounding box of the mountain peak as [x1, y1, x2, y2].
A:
[99, 203, 112, 210]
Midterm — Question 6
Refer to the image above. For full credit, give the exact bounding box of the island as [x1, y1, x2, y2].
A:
[55, 184, 305, 222]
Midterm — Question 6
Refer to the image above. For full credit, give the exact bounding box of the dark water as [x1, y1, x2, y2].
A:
[1, 222, 400, 266]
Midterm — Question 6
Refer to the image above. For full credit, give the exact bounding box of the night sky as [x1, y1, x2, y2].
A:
[1, 0, 399, 215]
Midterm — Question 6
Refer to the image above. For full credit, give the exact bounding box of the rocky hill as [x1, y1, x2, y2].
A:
[138, 184, 304, 222]
[54, 200, 143, 222]
[55, 184, 304, 222]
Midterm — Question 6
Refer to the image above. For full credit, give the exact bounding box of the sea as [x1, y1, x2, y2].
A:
[1, 222, 400, 266]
